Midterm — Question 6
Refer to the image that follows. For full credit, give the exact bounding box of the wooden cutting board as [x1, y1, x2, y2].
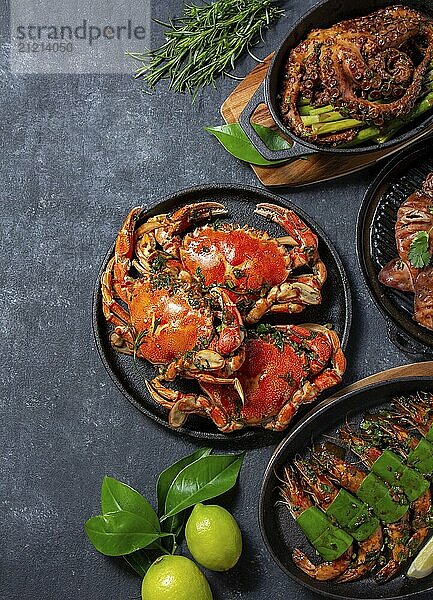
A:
[221, 54, 433, 187]
[329, 361, 433, 400]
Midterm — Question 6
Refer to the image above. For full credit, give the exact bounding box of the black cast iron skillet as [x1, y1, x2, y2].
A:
[260, 377, 433, 599]
[239, 0, 433, 162]
[92, 184, 351, 443]
[357, 137, 433, 356]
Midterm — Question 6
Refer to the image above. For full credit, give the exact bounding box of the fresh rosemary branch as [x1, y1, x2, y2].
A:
[128, 0, 284, 100]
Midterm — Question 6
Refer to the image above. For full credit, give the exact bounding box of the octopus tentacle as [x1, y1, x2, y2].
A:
[279, 6, 433, 144]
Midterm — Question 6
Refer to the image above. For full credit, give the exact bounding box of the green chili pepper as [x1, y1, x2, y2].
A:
[326, 489, 379, 542]
[371, 450, 429, 502]
[425, 423, 433, 443]
[408, 438, 433, 476]
[296, 506, 352, 561]
[357, 473, 409, 523]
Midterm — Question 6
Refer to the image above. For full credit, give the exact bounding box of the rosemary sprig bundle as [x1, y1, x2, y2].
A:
[128, 0, 283, 100]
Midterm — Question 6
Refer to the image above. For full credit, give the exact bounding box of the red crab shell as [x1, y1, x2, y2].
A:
[200, 325, 336, 431]
[128, 278, 213, 365]
[180, 224, 288, 298]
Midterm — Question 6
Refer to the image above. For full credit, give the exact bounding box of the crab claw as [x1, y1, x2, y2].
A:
[146, 377, 231, 430]
[113, 206, 143, 282]
[187, 350, 225, 371]
[211, 288, 245, 355]
[136, 201, 228, 257]
[255, 202, 319, 268]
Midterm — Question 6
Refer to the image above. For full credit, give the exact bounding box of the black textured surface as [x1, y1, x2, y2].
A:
[1, 0, 433, 599]
[261, 378, 433, 600]
[94, 184, 351, 442]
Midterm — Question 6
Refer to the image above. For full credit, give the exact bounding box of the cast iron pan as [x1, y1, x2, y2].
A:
[239, 0, 433, 162]
[92, 184, 352, 442]
[357, 137, 433, 356]
[260, 377, 433, 599]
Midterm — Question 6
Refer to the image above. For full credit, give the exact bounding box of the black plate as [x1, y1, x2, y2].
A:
[357, 137, 433, 355]
[92, 184, 352, 442]
[259, 377, 433, 599]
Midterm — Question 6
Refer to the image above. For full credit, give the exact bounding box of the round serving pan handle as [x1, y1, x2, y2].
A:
[387, 321, 433, 357]
[238, 82, 317, 162]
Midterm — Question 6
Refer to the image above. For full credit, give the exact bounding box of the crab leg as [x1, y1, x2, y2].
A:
[246, 203, 327, 323]
[267, 325, 346, 431]
[245, 271, 326, 323]
[112, 207, 143, 283]
[146, 376, 232, 430]
[101, 258, 131, 323]
[211, 288, 245, 355]
[299, 325, 346, 388]
[255, 203, 320, 267]
[136, 202, 228, 257]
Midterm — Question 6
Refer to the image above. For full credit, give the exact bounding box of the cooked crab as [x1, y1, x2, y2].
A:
[101, 204, 246, 395]
[140, 202, 327, 323]
[182, 202, 328, 323]
[146, 323, 346, 432]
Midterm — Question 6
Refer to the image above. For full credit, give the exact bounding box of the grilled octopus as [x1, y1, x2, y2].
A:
[279, 5, 433, 145]
[379, 173, 433, 331]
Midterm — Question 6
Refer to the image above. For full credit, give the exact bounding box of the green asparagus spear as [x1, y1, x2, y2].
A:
[296, 63, 433, 144]
[311, 118, 363, 135]
[340, 126, 382, 147]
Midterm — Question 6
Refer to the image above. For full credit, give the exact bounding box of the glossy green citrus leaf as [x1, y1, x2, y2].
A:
[84, 510, 167, 556]
[162, 453, 244, 519]
[101, 476, 160, 534]
[157, 448, 212, 515]
[205, 123, 294, 166]
[157, 448, 212, 550]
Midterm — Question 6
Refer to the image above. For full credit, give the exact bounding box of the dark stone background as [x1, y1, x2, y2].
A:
[1, 1, 430, 598]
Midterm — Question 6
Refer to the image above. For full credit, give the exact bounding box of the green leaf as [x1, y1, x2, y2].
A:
[408, 230, 431, 268]
[84, 510, 166, 556]
[429, 207, 433, 215]
[252, 123, 294, 152]
[205, 123, 294, 166]
[157, 448, 212, 550]
[123, 549, 154, 577]
[101, 476, 160, 535]
[156, 448, 212, 515]
[162, 453, 244, 519]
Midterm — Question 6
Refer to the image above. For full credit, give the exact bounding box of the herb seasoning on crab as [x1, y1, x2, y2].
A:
[180, 203, 327, 323]
[100, 201, 346, 433]
[153, 323, 346, 432]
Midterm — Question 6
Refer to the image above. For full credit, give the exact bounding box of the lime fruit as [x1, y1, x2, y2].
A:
[185, 503, 242, 571]
[408, 536, 433, 579]
[141, 555, 212, 600]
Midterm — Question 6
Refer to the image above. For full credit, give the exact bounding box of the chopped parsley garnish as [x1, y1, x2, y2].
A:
[253, 323, 286, 352]
[408, 230, 432, 268]
[195, 266, 206, 287]
[152, 317, 162, 333]
[211, 218, 225, 231]
[150, 254, 166, 272]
